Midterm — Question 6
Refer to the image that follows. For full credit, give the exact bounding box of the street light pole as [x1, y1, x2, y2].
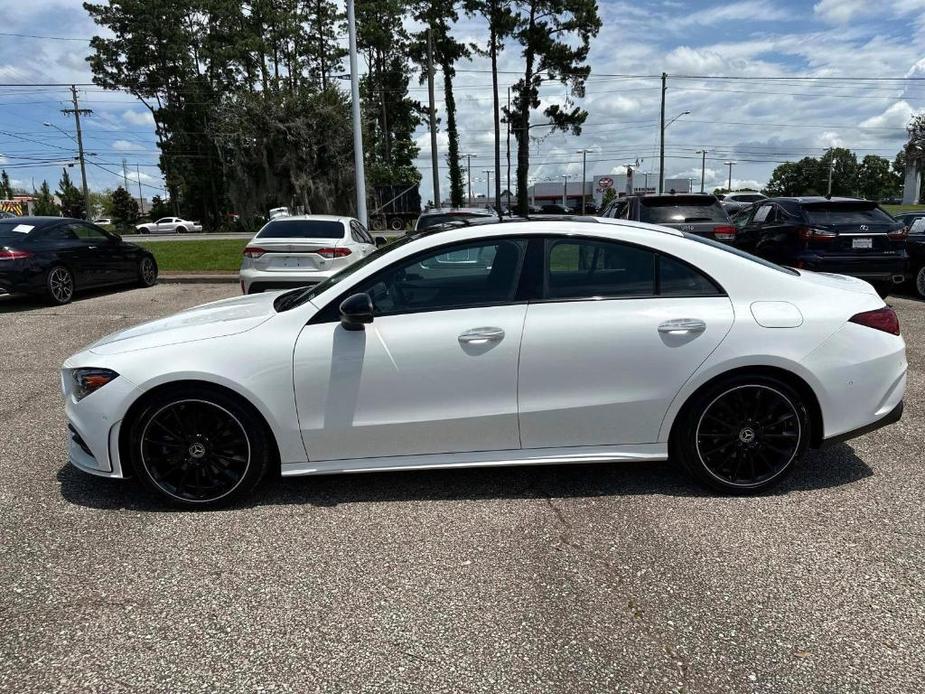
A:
[696, 149, 708, 193]
[576, 149, 591, 213]
[426, 26, 441, 209]
[483, 169, 493, 204]
[346, 0, 368, 227]
[827, 159, 836, 197]
[464, 153, 477, 205]
[659, 73, 667, 195]
[561, 174, 570, 207]
[724, 161, 736, 192]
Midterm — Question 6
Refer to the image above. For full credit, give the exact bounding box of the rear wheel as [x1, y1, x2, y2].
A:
[915, 266, 925, 299]
[45, 265, 74, 305]
[389, 217, 405, 231]
[671, 375, 810, 494]
[127, 387, 271, 508]
[176, 226, 187, 234]
[138, 255, 158, 287]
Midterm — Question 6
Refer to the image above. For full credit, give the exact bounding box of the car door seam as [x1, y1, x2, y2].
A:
[514, 304, 530, 449]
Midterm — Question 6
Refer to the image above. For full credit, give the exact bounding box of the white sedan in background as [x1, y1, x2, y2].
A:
[135, 217, 202, 234]
[239, 215, 377, 294]
[61, 218, 905, 507]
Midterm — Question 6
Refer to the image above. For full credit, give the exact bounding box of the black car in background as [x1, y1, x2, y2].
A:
[733, 197, 907, 297]
[0, 217, 158, 305]
[601, 194, 736, 241]
[906, 229, 925, 298]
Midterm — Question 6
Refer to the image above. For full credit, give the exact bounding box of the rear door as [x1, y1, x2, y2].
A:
[518, 235, 734, 448]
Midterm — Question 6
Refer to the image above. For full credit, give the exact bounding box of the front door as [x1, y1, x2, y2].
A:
[518, 236, 734, 448]
[293, 237, 529, 461]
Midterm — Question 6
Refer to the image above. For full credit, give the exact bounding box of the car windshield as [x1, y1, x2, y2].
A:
[731, 194, 765, 202]
[682, 232, 799, 275]
[0, 221, 37, 239]
[274, 234, 418, 312]
[417, 212, 492, 230]
[803, 203, 894, 226]
[639, 198, 727, 223]
[256, 219, 345, 239]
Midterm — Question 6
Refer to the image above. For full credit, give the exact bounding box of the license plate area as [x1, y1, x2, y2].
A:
[263, 255, 323, 271]
[852, 238, 873, 249]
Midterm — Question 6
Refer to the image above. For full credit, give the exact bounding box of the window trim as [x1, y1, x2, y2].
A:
[536, 234, 725, 304]
[308, 235, 534, 324]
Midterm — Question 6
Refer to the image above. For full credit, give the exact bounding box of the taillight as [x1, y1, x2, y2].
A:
[887, 226, 908, 240]
[314, 247, 351, 258]
[712, 225, 736, 240]
[849, 307, 900, 336]
[799, 227, 837, 242]
[243, 246, 266, 259]
[0, 248, 31, 260]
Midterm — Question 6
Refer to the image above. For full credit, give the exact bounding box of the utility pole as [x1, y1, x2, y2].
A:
[826, 159, 835, 197]
[62, 85, 91, 219]
[464, 153, 477, 205]
[122, 158, 129, 189]
[506, 87, 511, 206]
[724, 161, 736, 192]
[136, 163, 144, 214]
[483, 169, 493, 204]
[658, 72, 667, 194]
[426, 27, 441, 209]
[696, 150, 708, 193]
[577, 149, 591, 213]
[346, 0, 368, 226]
[562, 174, 571, 207]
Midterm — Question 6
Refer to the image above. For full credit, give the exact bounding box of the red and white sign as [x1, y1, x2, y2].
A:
[598, 177, 614, 189]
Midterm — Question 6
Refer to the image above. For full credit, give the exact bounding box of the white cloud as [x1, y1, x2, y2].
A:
[860, 101, 918, 130]
[112, 139, 143, 152]
[815, 0, 925, 23]
[122, 110, 155, 126]
[677, 1, 790, 27]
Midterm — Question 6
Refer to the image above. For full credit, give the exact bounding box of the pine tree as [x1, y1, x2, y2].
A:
[0, 170, 11, 199]
[148, 194, 170, 220]
[57, 167, 86, 219]
[110, 186, 139, 231]
[33, 181, 60, 216]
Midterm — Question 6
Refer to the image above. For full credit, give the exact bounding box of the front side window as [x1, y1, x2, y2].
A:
[67, 223, 110, 241]
[357, 239, 527, 315]
[546, 239, 656, 299]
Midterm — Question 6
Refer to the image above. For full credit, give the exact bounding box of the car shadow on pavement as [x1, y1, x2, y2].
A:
[56, 443, 872, 513]
[0, 285, 151, 313]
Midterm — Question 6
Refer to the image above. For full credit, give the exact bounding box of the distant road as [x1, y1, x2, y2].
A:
[126, 232, 254, 243]
[127, 230, 406, 243]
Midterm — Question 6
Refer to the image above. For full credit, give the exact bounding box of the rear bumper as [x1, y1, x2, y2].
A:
[240, 267, 334, 294]
[0, 262, 46, 294]
[820, 400, 903, 448]
[798, 254, 908, 283]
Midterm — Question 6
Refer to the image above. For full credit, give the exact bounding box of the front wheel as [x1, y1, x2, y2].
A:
[138, 255, 158, 287]
[126, 388, 272, 508]
[671, 375, 810, 494]
[45, 265, 74, 305]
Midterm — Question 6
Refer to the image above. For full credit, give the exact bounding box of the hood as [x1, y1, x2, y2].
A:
[87, 292, 279, 355]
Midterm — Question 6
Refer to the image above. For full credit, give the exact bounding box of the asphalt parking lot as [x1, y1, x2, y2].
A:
[1, 283, 924, 693]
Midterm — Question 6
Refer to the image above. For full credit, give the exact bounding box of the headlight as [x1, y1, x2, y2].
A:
[72, 368, 119, 401]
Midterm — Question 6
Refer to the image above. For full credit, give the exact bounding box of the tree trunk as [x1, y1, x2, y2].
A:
[515, 6, 537, 216]
[442, 63, 463, 208]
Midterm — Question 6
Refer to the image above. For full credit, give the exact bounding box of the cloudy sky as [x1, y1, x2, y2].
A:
[1, 0, 924, 207]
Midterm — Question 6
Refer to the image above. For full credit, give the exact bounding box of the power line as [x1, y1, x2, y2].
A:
[0, 32, 90, 42]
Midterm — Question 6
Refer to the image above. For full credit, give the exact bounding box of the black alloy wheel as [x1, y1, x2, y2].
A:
[139, 255, 158, 287]
[46, 266, 74, 305]
[128, 389, 271, 508]
[673, 376, 809, 493]
[915, 266, 925, 299]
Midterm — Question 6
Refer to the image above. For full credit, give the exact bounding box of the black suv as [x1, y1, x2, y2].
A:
[733, 197, 907, 296]
[601, 194, 736, 241]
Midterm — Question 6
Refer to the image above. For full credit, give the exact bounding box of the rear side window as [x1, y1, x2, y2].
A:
[547, 239, 656, 298]
[639, 199, 727, 224]
[257, 219, 345, 239]
[659, 255, 721, 296]
[803, 204, 895, 226]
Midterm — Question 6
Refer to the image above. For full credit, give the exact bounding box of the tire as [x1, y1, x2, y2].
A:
[126, 387, 272, 509]
[670, 374, 810, 494]
[176, 226, 187, 234]
[45, 265, 74, 305]
[389, 217, 405, 231]
[138, 255, 158, 287]
[915, 266, 925, 299]
[139, 228, 149, 235]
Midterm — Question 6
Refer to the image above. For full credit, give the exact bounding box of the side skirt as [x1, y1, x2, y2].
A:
[281, 443, 669, 477]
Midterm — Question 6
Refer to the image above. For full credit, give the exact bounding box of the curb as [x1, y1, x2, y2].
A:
[159, 273, 238, 284]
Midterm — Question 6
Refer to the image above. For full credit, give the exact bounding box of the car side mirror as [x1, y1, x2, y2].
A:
[374, 236, 388, 247]
[339, 293, 374, 331]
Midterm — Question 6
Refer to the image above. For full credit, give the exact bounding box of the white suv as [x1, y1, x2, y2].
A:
[240, 215, 377, 294]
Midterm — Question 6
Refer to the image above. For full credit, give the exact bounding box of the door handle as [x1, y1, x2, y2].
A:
[458, 327, 505, 344]
[87, 245, 97, 250]
[658, 319, 706, 335]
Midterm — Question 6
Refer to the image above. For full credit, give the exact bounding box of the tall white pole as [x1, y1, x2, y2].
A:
[347, 0, 368, 227]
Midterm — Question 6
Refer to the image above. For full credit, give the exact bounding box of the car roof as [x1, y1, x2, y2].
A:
[0, 216, 79, 228]
[414, 215, 683, 238]
[769, 196, 867, 204]
[419, 207, 496, 216]
[265, 214, 353, 223]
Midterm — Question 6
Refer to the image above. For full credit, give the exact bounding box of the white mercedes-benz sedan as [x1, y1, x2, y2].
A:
[61, 219, 906, 508]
